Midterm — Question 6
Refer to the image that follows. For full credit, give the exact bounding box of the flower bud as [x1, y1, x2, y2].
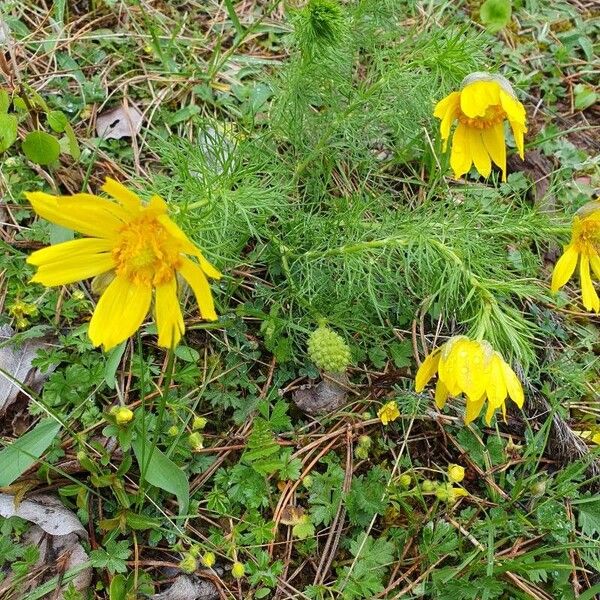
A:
[307, 326, 352, 373]
[168, 425, 179, 436]
[179, 553, 197, 574]
[231, 561, 245, 579]
[358, 435, 372, 449]
[447, 464, 465, 483]
[201, 552, 216, 568]
[530, 479, 547, 498]
[112, 406, 134, 425]
[398, 473, 412, 488]
[421, 479, 435, 493]
[188, 432, 204, 452]
[193, 416, 208, 431]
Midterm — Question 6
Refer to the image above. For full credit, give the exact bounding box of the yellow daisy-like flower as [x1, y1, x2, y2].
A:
[415, 336, 524, 425]
[377, 400, 400, 425]
[434, 72, 527, 182]
[26, 179, 221, 351]
[551, 203, 600, 313]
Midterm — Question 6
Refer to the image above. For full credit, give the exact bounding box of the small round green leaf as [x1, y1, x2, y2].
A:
[22, 130, 60, 165]
[480, 0, 512, 33]
[0, 114, 18, 152]
[47, 110, 69, 133]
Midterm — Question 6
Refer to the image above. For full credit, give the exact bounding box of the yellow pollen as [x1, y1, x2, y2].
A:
[458, 105, 506, 129]
[113, 216, 183, 286]
[574, 219, 600, 254]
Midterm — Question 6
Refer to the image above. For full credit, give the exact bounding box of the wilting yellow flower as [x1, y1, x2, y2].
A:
[377, 400, 400, 425]
[415, 336, 524, 425]
[26, 179, 221, 351]
[434, 73, 526, 181]
[447, 464, 465, 483]
[551, 203, 600, 313]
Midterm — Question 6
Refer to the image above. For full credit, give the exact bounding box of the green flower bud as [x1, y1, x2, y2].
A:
[398, 474, 412, 488]
[358, 435, 372, 449]
[302, 475, 313, 489]
[192, 416, 208, 431]
[112, 406, 134, 425]
[421, 479, 436, 493]
[179, 553, 197, 574]
[307, 326, 351, 373]
[188, 432, 204, 452]
[201, 552, 216, 568]
[168, 425, 179, 436]
[355, 445, 369, 460]
[530, 479, 547, 498]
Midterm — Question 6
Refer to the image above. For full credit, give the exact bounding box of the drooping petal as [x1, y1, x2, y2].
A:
[438, 337, 466, 396]
[415, 349, 441, 392]
[88, 277, 152, 351]
[450, 123, 472, 180]
[499, 90, 526, 127]
[455, 340, 489, 402]
[435, 379, 449, 409]
[481, 122, 507, 179]
[26, 192, 128, 238]
[486, 354, 507, 409]
[157, 215, 222, 280]
[434, 91, 461, 119]
[589, 249, 600, 280]
[580, 254, 600, 313]
[155, 278, 184, 348]
[508, 121, 526, 159]
[460, 81, 500, 118]
[502, 362, 524, 409]
[468, 128, 492, 178]
[464, 395, 486, 424]
[178, 257, 218, 321]
[102, 178, 141, 214]
[551, 245, 579, 292]
[484, 400, 503, 426]
[27, 238, 114, 267]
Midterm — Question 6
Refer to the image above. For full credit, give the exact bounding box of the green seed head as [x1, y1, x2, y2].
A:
[307, 326, 351, 373]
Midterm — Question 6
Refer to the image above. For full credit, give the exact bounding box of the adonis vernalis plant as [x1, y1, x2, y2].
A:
[26, 179, 221, 350]
[415, 336, 524, 424]
[551, 202, 600, 313]
[434, 72, 526, 181]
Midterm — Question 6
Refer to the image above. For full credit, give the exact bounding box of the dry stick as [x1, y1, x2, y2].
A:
[565, 500, 583, 598]
[312, 425, 354, 586]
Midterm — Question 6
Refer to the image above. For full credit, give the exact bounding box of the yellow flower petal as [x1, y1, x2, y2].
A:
[450, 123, 472, 180]
[434, 379, 449, 409]
[102, 178, 141, 214]
[30, 251, 114, 286]
[433, 91, 461, 119]
[486, 353, 508, 409]
[415, 349, 441, 392]
[464, 395, 485, 424]
[551, 244, 579, 292]
[460, 81, 500, 118]
[179, 257, 218, 321]
[483, 400, 501, 425]
[438, 337, 466, 396]
[481, 122, 506, 179]
[455, 340, 488, 402]
[157, 215, 222, 280]
[155, 278, 184, 348]
[499, 90, 527, 127]
[26, 192, 128, 239]
[88, 277, 152, 351]
[590, 250, 600, 280]
[502, 361, 524, 409]
[468, 127, 492, 178]
[580, 254, 600, 313]
[27, 238, 113, 267]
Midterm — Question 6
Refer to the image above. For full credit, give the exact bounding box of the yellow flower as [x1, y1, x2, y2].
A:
[551, 205, 600, 313]
[434, 73, 526, 182]
[26, 179, 221, 351]
[377, 400, 400, 425]
[447, 464, 465, 483]
[111, 406, 134, 425]
[415, 336, 524, 425]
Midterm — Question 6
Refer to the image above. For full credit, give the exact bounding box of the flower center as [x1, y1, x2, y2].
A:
[575, 218, 600, 254]
[458, 105, 506, 129]
[113, 216, 183, 286]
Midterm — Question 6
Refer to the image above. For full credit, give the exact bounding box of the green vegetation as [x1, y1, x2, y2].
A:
[0, 0, 598, 598]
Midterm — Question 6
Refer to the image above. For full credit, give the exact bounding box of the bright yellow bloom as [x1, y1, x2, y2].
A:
[377, 400, 400, 425]
[551, 204, 600, 313]
[26, 179, 221, 351]
[447, 464, 465, 483]
[434, 73, 526, 182]
[415, 336, 524, 425]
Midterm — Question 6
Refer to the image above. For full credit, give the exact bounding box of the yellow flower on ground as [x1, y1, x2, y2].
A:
[447, 464, 465, 483]
[415, 336, 524, 425]
[377, 400, 400, 425]
[434, 72, 526, 182]
[551, 203, 600, 313]
[26, 179, 221, 351]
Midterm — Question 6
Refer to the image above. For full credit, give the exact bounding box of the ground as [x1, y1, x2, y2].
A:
[0, 1, 599, 599]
